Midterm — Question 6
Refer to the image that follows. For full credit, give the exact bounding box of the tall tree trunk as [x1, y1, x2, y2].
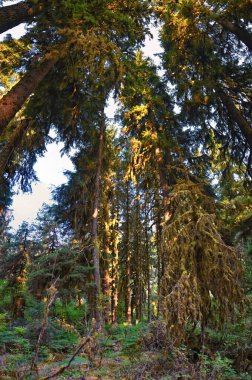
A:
[91, 108, 105, 330]
[125, 180, 131, 324]
[154, 141, 172, 316]
[110, 191, 119, 324]
[144, 192, 151, 323]
[135, 191, 142, 323]
[218, 19, 252, 51]
[0, 1, 42, 35]
[0, 54, 57, 135]
[154, 190, 162, 317]
[101, 186, 111, 325]
[219, 88, 252, 149]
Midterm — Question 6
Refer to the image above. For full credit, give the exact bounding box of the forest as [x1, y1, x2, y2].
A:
[0, 0, 251, 379]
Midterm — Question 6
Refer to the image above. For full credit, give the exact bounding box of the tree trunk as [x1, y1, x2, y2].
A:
[0, 54, 57, 136]
[91, 108, 105, 330]
[125, 180, 131, 324]
[0, 1, 42, 35]
[154, 141, 172, 316]
[144, 192, 151, 323]
[135, 192, 142, 323]
[11, 247, 29, 319]
[110, 192, 119, 324]
[101, 187, 111, 325]
[218, 19, 252, 51]
[219, 88, 252, 149]
[154, 190, 162, 318]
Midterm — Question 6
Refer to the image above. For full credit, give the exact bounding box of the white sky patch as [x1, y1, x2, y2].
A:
[34, 141, 74, 186]
[11, 183, 51, 229]
[10, 141, 74, 230]
[143, 27, 163, 66]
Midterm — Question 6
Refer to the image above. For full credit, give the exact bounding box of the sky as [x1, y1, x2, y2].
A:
[1, 7, 163, 229]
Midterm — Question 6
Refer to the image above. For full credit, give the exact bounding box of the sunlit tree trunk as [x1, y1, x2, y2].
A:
[0, 54, 57, 136]
[110, 190, 119, 323]
[91, 108, 105, 330]
[144, 191, 151, 322]
[135, 192, 142, 323]
[101, 186, 111, 324]
[154, 189, 163, 317]
[125, 180, 131, 324]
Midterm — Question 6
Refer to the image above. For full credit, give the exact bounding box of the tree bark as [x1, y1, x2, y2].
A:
[101, 187, 111, 325]
[125, 180, 132, 324]
[91, 108, 105, 330]
[110, 191, 119, 324]
[154, 189, 163, 317]
[218, 19, 252, 51]
[219, 89, 252, 149]
[0, 54, 57, 136]
[135, 192, 142, 323]
[144, 192, 151, 323]
[0, 1, 42, 35]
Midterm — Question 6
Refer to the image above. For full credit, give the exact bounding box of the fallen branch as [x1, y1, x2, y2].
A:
[40, 335, 92, 380]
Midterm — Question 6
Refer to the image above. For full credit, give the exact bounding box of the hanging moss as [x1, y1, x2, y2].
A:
[160, 182, 245, 345]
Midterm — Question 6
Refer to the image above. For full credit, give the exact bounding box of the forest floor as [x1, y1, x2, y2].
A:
[1, 321, 252, 379]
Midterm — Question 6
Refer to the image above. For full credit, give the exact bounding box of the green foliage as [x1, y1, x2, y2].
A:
[54, 299, 87, 324]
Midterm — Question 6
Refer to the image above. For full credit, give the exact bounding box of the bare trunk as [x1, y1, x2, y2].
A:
[219, 89, 252, 149]
[91, 108, 105, 330]
[101, 192, 111, 324]
[0, 54, 57, 135]
[218, 19, 252, 51]
[125, 181, 131, 324]
[155, 197, 163, 318]
[0, 1, 42, 35]
[110, 194, 119, 324]
[154, 143, 171, 317]
[144, 193, 151, 323]
[135, 193, 142, 323]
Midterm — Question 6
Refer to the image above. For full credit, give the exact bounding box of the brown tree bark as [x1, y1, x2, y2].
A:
[135, 192, 142, 323]
[125, 180, 132, 324]
[154, 190, 163, 317]
[218, 19, 252, 51]
[11, 245, 30, 319]
[0, 54, 58, 136]
[101, 187, 111, 325]
[219, 89, 252, 149]
[0, 1, 42, 35]
[91, 108, 105, 330]
[110, 192, 119, 324]
[144, 192, 151, 323]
